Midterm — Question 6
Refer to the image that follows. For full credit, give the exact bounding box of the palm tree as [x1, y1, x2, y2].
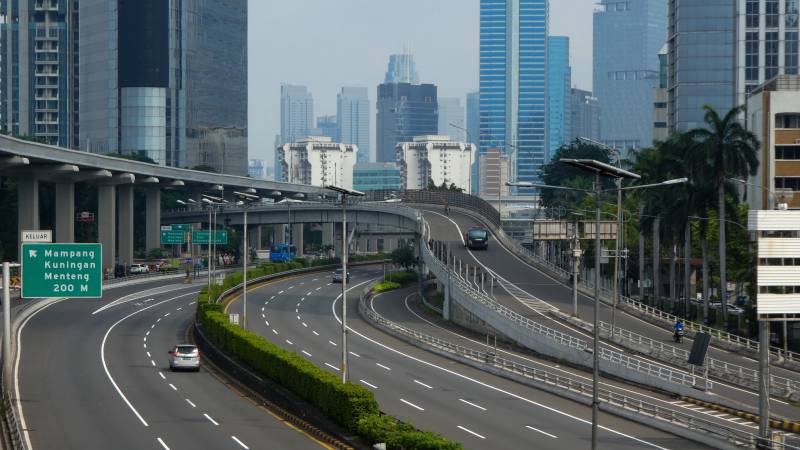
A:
[687, 105, 759, 321]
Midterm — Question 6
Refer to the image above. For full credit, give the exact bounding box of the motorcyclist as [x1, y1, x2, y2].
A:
[674, 319, 685, 342]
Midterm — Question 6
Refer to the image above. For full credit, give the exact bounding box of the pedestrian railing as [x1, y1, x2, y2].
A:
[360, 287, 790, 450]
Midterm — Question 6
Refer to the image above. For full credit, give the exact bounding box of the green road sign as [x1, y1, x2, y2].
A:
[191, 230, 228, 244]
[161, 230, 187, 245]
[21, 243, 103, 298]
[171, 224, 191, 231]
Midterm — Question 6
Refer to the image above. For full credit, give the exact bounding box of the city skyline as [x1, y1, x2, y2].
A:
[248, 0, 597, 165]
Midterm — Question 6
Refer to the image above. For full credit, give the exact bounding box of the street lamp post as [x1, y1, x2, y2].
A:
[326, 185, 365, 384]
[234, 191, 260, 331]
[509, 162, 685, 450]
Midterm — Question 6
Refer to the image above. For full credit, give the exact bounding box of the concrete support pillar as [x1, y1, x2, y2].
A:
[145, 187, 161, 251]
[98, 185, 116, 271]
[292, 223, 304, 256]
[443, 282, 451, 321]
[256, 225, 263, 250]
[55, 181, 75, 243]
[117, 184, 134, 267]
[17, 176, 39, 235]
[322, 223, 334, 246]
[275, 224, 287, 244]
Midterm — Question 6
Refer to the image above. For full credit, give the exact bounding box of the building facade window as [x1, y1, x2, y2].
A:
[766, 0, 780, 27]
[759, 286, 800, 294]
[788, 0, 800, 27]
[776, 145, 800, 159]
[759, 257, 800, 265]
[765, 32, 779, 80]
[746, 32, 760, 82]
[786, 32, 800, 74]
[775, 177, 800, 190]
[746, 0, 760, 28]
[777, 113, 800, 128]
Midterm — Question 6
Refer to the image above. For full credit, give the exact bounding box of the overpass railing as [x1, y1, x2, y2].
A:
[359, 285, 786, 450]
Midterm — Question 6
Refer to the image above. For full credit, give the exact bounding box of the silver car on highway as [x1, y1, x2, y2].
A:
[168, 344, 200, 371]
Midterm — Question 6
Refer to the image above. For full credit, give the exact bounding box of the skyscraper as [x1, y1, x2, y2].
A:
[438, 98, 466, 141]
[593, 0, 666, 149]
[668, 0, 735, 132]
[466, 92, 480, 146]
[78, 0, 248, 175]
[548, 36, 571, 161]
[314, 115, 338, 141]
[375, 82, 438, 163]
[337, 87, 370, 163]
[1, 0, 79, 148]
[479, 0, 548, 190]
[384, 54, 420, 84]
[280, 85, 314, 145]
[567, 88, 601, 142]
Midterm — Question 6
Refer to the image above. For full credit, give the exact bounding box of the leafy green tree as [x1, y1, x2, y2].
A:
[687, 105, 759, 320]
[539, 140, 614, 209]
[390, 245, 417, 271]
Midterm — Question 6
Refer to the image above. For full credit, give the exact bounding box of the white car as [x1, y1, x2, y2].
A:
[168, 344, 200, 371]
[129, 263, 150, 274]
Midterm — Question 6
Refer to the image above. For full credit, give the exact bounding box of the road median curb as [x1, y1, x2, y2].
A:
[679, 396, 800, 433]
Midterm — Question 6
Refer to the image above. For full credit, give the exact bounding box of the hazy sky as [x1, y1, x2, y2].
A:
[247, 0, 597, 164]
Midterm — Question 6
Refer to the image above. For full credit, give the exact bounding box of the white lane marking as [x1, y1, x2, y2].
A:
[272, 329, 278, 335]
[150, 360, 156, 367]
[146, 352, 151, 358]
[400, 398, 425, 411]
[329, 340, 337, 346]
[231, 436, 250, 449]
[261, 313, 265, 318]
[457, 425, 486, 439]
[349, 351, 361, 358]
[98, 291, 197, 428]
[302, 322, 308, 327]
[176, 307, 183, 311]
[143, 343, 147, 349]
[278, 290, 284, 294]
[265, 320, 270, 326]
[302, 350, 312, 357]
[186, 399, 196, 408]
[189, 301, 196, 305]
[326, 283, 332, 286]
[157, 437, 170, 450]
[307, 291, 313, 296]
[159, 372, 165, 380]
[270, 295, 275, 300]
[325, 363, 341, 371]
[145, 330, 150, 336]
[316, 287, 322, 291]
[312, 331, 320, 336]
[157, 318, 161, 323]
[299, 282, 304, 285]
[297, 315, 301, 320]
[312, 278, 318, 281]
[287, 286, 294, 290]
[413, 380, 433, 389]
[204, 413, 219, 426]
[331, 290, 670, 450]
[459, 398, 487, 411]
[525, 425, 557, 439]
[376, 363, 391, 371]
[360, 379, 379, 389]
[144, 298, 154, 303]
[295, 309, 299, 313]
[169, 383, 177, 391]
[296, 303, 300, 307]
[285, 340, 293, 345]
[92, 284, 195, 314]
[164, 313, 170, 317]
[151, 324, 155, 329]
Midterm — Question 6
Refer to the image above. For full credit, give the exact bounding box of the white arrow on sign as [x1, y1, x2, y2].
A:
[28, 250, 38, 258]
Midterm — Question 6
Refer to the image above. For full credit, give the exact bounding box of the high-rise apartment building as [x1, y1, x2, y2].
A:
[396, 135, 476, 194]
[384, 54, 420, 84]
[1, 0, 79, 148]
[466, 92, 479, 145]
[548, 36, 571, 160]
[278, 136, 357, 189]
[337, 87, 370, 163]
[280, 85, 314, 146]
[479, 0, 548, 190]
[438, 98, 466, 142]
[737, 0, 800, 106]
[593, 0, 666, 149]
[567, 88, 601, 142]
[668, 0, 736, 132]
[376, 82, 438, 162]
[77, 0, 248, 175]
[248, 158, 265, 179]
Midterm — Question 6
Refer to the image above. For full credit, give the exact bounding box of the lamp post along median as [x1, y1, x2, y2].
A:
[509, 161, 686, 450]
[234, 191, 260, 331]
[326, 185, 365, 384]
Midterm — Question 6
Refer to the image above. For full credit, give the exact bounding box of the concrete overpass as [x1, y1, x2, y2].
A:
[0, 134, 325, 268]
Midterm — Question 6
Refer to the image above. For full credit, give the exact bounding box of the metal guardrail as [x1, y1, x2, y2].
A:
[421, 238, 703, 388]
[360, 287, 789, 450]
[598, 321, 800, 398]
[2, 392, 23, 450]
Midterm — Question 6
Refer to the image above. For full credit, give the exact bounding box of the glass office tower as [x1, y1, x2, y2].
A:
[593, 0, 666, 149]
[375, 82, 438, 163]
[479, 0, 548, 190]
[79, 0, 247, 175]
[337, 87, 370, 162]
[548, 36, 571, 161]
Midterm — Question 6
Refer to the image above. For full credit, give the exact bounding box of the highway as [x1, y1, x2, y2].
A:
[421, 207, 800, 420]
[230, 266, 706, 449]
[15, 277, 326, 450]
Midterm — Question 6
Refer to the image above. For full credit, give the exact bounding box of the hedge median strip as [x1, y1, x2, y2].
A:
[197, 262, 461, 450]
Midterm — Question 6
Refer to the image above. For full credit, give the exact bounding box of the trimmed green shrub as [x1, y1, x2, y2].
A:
[357, 413, 462, 450]
[385, 271, 418, 285]
[373, 281, 401, 293]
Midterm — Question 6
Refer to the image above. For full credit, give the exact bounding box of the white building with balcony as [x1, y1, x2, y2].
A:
[396, 135, 475, 193]
[277, 136, 357, 189]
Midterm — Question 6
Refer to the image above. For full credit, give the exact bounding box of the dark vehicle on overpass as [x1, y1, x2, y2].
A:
[464, 227, 490, 250]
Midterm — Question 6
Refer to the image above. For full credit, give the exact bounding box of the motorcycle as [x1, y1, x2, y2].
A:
[673, 328, 685, 343]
